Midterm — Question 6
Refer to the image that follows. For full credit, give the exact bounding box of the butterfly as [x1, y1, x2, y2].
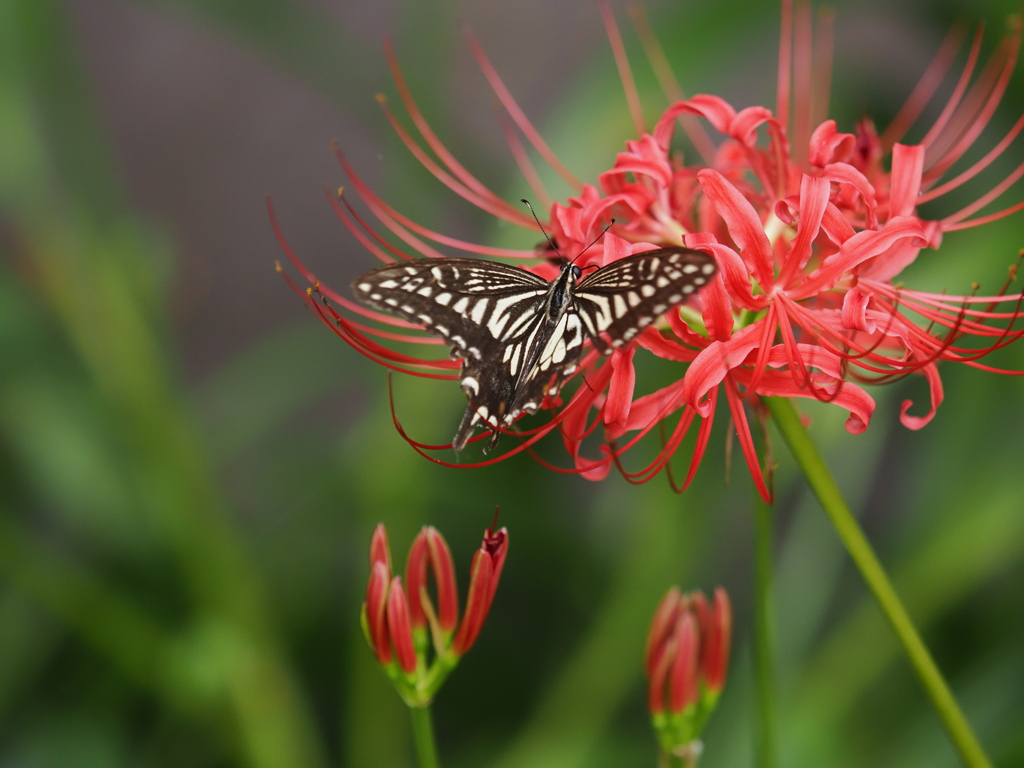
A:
[352, 247, 716, 452]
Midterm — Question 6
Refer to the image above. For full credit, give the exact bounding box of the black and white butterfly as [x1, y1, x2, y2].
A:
[352, 247, 716, 452]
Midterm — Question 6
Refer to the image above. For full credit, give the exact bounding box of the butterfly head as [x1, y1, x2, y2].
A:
[521, 198, 610, 281]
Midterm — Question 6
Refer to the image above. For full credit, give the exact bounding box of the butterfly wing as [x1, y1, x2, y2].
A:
[351, 248, 717, 453]
[352, 258, 553, 451]
[573, 247, 716, 353]
[353, 258, 549, 359]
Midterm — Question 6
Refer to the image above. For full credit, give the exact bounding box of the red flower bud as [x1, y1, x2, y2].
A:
[645, 587, 683, 675]
[406, 526, 459, 634]
[647, 636, 672, 715]
[360, 521, 510, 706]
[690, 591, 709, 637]
[702, 587, 732, 693]
[426, 527, 459, 633]
[452, 548, 493, 655]
[405, 529, 430, 631]
[364, 561, 392, 665]
[386, 576, 417, 674]
[668, 612, 699, 713]
[451, 526, 508, 656]
[646, 585, 732, 747]
[368, 523, 391, 572]
[479, 525, 508, 617]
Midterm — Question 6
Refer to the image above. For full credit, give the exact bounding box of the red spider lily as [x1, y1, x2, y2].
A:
[276, 1, 1024, 502]
[646, 587, 732, 752]
[360, 522, 509, 707]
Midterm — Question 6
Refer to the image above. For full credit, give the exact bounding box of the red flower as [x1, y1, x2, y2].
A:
[405, 525, 459, 636]
[360, 522, 509, 706]
[276, 2, 1024, 501]
[645, 587, 732, 751]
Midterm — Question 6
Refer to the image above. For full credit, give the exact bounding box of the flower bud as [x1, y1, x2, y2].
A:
[668, 612, 699, 713]
[364, 560, 392, 665]
[360, 521, 509, 707]
[406, 526, 459, 636]
[452, 526, 508, 656]
[385, 577, 417, 675]
[368, 523, 391, 571]
[702, 587, 732, 694]
[404, 529, 430, 632]
[427, 528, 460, 632]
[646, 586, 732, 752]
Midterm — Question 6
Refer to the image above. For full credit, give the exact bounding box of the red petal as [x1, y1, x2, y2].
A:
[451, 549, 495, 656]
[652, 95, 738, 148]
[889, 143, 926, 218]
[483, 526, 509, 589]
[386, 577, 418, 674]
[480, 526, 508, 618]
[426, 527, 460, 633]
[841, 287, 875, 333]
[697, 169, 775, 289]
[647, 636, 674, 715]
[645, 588, 683, 672]
[777, 174, 830, 286]
[819, 163, 878, 230]
[808, 120, 856, 166]
[669, 613, 699, 713]
[702, 588, 732, 692]
[404, 528, 429, 630]
[682, 235, 764, 312]
[899, 362, 944, 429]
[794, 216, 927, 298]
[683, 323, 765, 415]
[604, 347, 637, 431]
[733, 345, 877, 435]
[365, 562, 392, 665]
[369, 523, 391, 572]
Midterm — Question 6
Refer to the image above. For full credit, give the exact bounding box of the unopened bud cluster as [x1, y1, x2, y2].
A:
[645, 587, 732, 755]
[361, 523, 508, 707]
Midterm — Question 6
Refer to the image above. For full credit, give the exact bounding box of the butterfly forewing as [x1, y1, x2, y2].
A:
[353, 258, 549, 361]
[351, 246, 717, 452]
[574, 247, 716, 353]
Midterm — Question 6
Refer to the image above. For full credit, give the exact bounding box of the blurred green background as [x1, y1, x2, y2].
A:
[1, 0, 1022, 766]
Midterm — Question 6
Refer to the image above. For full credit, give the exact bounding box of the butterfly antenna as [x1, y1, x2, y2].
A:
[521, 199, 562, 259]
[573, 219, 616, 269]
[522, 198, 616, 267]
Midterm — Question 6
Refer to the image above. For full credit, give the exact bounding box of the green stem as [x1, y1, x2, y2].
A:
[763, 397, 992, 768]
[657, 743, 700, 768]
[752, 489, 777, 768]
[409, 705, 441, 768]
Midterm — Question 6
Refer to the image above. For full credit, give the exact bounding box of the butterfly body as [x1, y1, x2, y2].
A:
[352, 247, 716, 452]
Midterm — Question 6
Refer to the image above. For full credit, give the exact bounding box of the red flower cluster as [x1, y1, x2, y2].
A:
[362, 522, 508, 706]
[645, 587, 732, 752]
[276, 2, 1024, 501]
